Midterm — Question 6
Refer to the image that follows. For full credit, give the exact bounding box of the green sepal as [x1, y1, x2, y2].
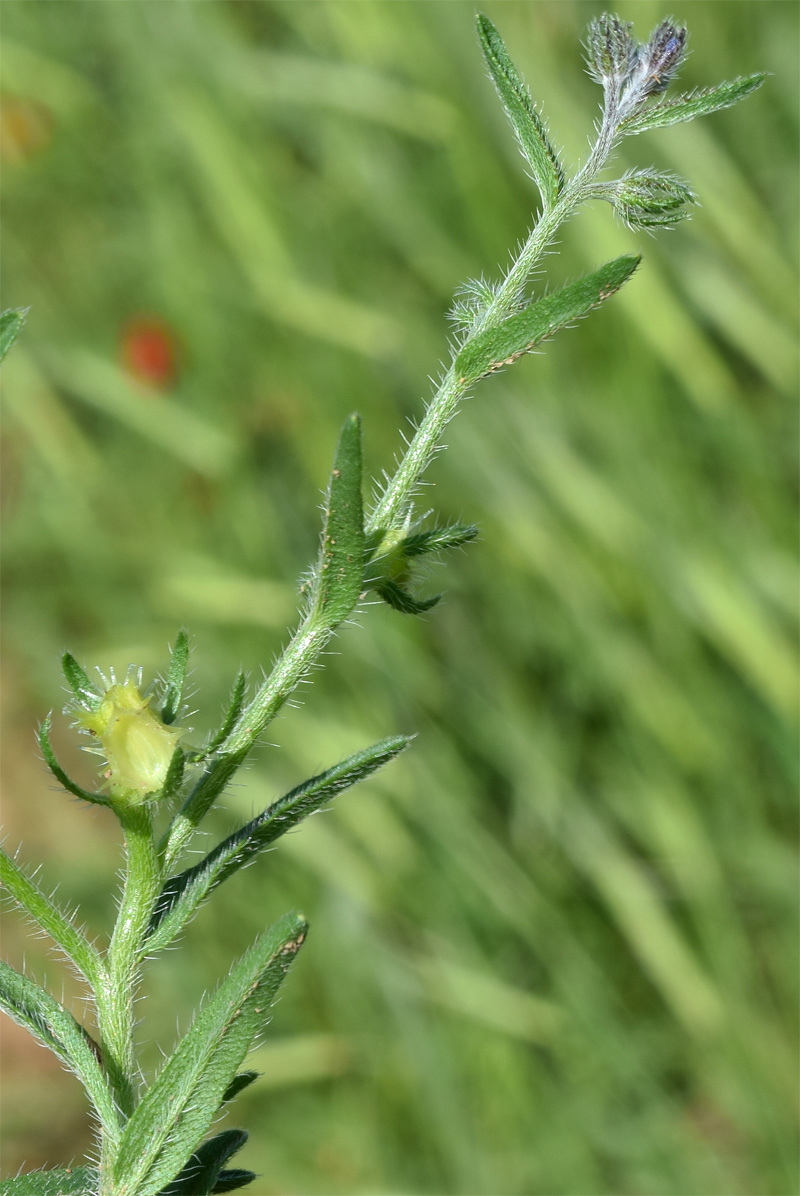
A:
[621, 74, 766, 134]
[311, 413, 365, 628]
[0, 307, 28, 365]
[0, 1167, 98, 1196]
[0, 845, 104, 988]
[39, 715, 112, 807]
[375, 577, 441, 615]
[62, 652, 101, 712]
[221, 1070, 259, 1103]
[158, 744, 186, 806]
[113, 913, 307, 1196]
[157, 1128, 249, 1196]
[454, 254, 641, 385]
[0, 960, 120, 1144]
[191, 672, 248, 761]
[476, 14, 564, 207]
[148, 736, 411, 951]
[161, 630, 190, 725]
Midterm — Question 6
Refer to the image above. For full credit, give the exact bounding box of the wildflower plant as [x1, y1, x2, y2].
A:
[0, 14, 762, 1196]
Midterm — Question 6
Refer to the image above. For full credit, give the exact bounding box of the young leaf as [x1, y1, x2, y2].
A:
[161, 630, 190, 725]
[402, 524, 479, 557]
[160, 750, 248, 871]
[62, 651, 101, 712]
[221, 1070, 259, 1103]
[157, 1129, 249, 1196]
[311, 413, 365, 628]
[477, 13, 564, 207]
[39, 715, 112, 807]
[147, 736, 411, 951]
[620, 74, 766, 134]
[0, 845, 103, 987]
[454, 254, 641, 385]
[0, 1168, 98, 1196]
[374, 578, 441, 615]
[0, 307, 28, 365]
[209, 1172, 256, 1194]
[0, 960, 120, 1142]
[113, 913, 307, 1196]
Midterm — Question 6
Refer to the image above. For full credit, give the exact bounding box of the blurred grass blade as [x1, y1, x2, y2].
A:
[157, 1128, 249, 1196]
[148, 736, 410, 951]
[476, 14, 564, 206]
[311, 413, 365, 628]
[622, 74, 766, 134]
[113, 913, 307, 1196]
[455, 254, 641, 385]
[161, 630, 189, 725]
[0, 845, 104, 986]
[0, 308, 28, 364]
[0, 1168, 99, 1196]
[0, 961, 119, 1141]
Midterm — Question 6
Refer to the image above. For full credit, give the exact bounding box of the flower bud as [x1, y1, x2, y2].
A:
[611, 171, 694, 228]
[77, 679, 183, 803]
[586, 14, 636, 88]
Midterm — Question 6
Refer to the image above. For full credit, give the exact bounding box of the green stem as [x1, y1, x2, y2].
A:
[95, 804, 161, 1173]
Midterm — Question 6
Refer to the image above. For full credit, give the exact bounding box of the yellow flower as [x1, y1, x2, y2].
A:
[78, 680, 182, 803]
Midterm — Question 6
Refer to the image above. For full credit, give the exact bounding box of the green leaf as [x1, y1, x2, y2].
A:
[621, 74, 766, 134]
[0, 845, 103, 988]
[476, 14, 564, 207]
[161, 630, 189, 725]
[375, 577, 441, 615]
[402, 524, 479, 557]
[148, 736, 410, 951]
[38, 716, 111, 808]
[0, 961, 119, 1143]
[0, 307, 28, 365]
[62, 652, 101, 711]
[210, 1173, 255, 1194]
[157, 1129, 248, 1196]
[0, 1167, 98, 1196]
[221, 1070, 259, 1103]
[113, 913, 307, 1196]
[311, 413, 365, 628]
[160, 750, 248, 871]
[455, 254, 641, 385]
[193, 672, 247, 759]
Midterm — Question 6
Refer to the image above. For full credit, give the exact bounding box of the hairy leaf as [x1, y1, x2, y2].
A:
[62, 652, 101, 711]
[39, 715, 111, 807]
[161, 630, 189, 725]
[148, 736, 410, 950]
[477, 14, 564, 206]
[157, 1129, 248, 1196]
[311, 413, 365, 628]
[0, 1167, 98, 1196]
[0, 961, 119, 1142]
[113, 913, 307, 1196]
[375, 578, 441, 615]
[194, 672, 248, 759]
[621, 74, 766, 134]
[455, 254, 641, 385]
[0, 308, 28, 365]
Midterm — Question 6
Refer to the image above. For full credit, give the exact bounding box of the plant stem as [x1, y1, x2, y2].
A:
[95, 804, 161, 1174]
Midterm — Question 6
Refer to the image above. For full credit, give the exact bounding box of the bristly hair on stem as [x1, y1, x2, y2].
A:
[0, 12, 763, 1195]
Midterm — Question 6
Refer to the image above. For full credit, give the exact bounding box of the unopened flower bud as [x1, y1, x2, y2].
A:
[78, 679, 183, 803]
[625, 20, 687, 104]
[586, 14, 636, 87]
[611, 171, 695, 228]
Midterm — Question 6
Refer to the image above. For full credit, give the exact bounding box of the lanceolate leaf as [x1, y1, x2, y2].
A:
[621, 74, 766, 134]
[375, 578, 441, 615]
[194, 671, 248, 759]
[209, 1173, 255, 1194]
[402, 524, 479, 557]
[311, 413, 365, 628]
[39, 715, 112, 807]
[455, 254, 641, 385]
[0, 961, 119, 1143]
[157, 1129, 249, 1196]
[477, 13, 564, 207]
[0, 846, 103, 987]
[0, 1167, 98, 1196]
[147, 736, 411, 951]
[0, 308, 28, 365]
[113, 913, 307, 1196]
[161, 630, 190, 725]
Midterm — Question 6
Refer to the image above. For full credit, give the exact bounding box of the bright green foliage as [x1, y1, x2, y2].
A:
[621, 73, 767, 133]
[0, 5, 778, 1195]
[0, 1169, 99, 1196]
[476, 14, 564, 207]
[455, 254, 641, 384]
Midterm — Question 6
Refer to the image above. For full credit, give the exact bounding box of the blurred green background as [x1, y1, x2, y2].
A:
[1, 1, 797, 1192]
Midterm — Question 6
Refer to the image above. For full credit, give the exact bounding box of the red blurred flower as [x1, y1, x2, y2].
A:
[120, 316, 179, 391]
